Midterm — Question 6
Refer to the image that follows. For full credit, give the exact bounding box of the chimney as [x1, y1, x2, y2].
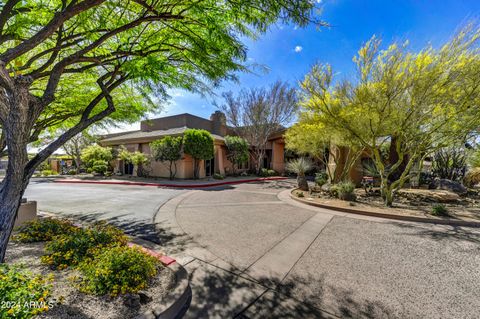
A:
[210, 111, 227, 136]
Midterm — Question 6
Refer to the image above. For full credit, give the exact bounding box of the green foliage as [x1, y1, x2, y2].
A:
[81, 145, 113, 170]
[225, 136, 249, 175]
[42, 223, 127, 269]
[285, 157, 313, 177]
[335, 181, 355, 196]
[299, 26, 480, 206]
[150, 136, 183, 180]
[469, 148, 480, 168]
[315, 172, 328, 186]
[41, 170, 58, 177]
[213, 173, 225, 180]
[37, 161, 51, 171]
[464, 168, 480, 188]
[259, 168, 278, 177]
[3, 0, 320, 151]
[91, 160, 109, 174]
[0, 264, 52, 318]
[13, 218, 76, 243]
[431, 204, 449, 216]
[79, 246, 159, 296]
[130, 152, 149, 166]
[151, 136, 183, 162]
[297, 191, 305, 198]
[183, 129, 214, 178]
[118, 147, 132, 163]
[432, 145, 467, 181]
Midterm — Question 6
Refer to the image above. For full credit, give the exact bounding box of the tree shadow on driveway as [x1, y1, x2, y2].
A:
[52, 212, 193, 250]
[185, 260, 394, 319]
[389, 221, 480, 247]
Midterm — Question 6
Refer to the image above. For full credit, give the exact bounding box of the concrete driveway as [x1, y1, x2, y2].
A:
[25, 179, 186, 244]
[166, 181, 480, 319]
[24, 179, 480, 318]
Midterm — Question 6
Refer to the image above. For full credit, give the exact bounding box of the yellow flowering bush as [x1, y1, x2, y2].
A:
[0, 264, 52, 319]
[42, 222, 128, 269]
[13, 218, 76, 243]
[79, 245, 159, 296]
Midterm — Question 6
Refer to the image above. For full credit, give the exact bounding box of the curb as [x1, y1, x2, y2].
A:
[53, 176, 288, 189]
[129, 244, 191, 319]
[151, 263, 191, 319]
[290, 190, 480, 228]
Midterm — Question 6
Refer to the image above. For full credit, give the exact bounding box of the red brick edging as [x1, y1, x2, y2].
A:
[290, 190, 480, 228]
[127, 242, 176, 266]
[53, 176, 287, 188]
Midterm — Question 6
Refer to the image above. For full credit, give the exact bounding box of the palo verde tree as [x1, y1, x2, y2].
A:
[224, 135, 249, 175]
[183, 129, 214, 179]
[285, 115, 363, 183]
[299, 26, 480, 206]
[221, 81, 298, 174]
[0, 0, 322, 261]
[150, 136, 183, 180]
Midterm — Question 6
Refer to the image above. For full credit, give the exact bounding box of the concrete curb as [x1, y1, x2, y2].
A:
[53, 176, 288, 189]
[290, 190, 480, 228]
[127, 244, 191, 319]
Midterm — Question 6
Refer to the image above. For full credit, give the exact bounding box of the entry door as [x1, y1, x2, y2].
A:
[205, 158, 214, 176]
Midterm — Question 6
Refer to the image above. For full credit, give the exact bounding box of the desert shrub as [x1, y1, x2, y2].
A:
[41, 170, 58, 176]
[13, 218, 76, 243]
[285, 157, 313, 177]
[297, 191, 304, 197]
[79, 246, 159, 296]
[331, 181, 356, 201]
[37, 161, 51, 172]
[81, 145, 113, 169]
[315, 172, 328, 186]
[259, 168, 269, 177]
[42, 222, 127, 269]
[267, 169, 277, 176]
[431, 204, 449, 216]
[213, 173, 224, 180]
[0, 264, 52, 318]
[259, 168, 278, 177]
[464, 168, 480, 188]
[91, 160, 109, 174]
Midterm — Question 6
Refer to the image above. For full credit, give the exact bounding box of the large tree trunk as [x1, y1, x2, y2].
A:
[0, 169, 28, 262]
[0, 82, 33, 262]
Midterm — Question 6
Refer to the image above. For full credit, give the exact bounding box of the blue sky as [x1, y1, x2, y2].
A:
[111, 0, 480, 133]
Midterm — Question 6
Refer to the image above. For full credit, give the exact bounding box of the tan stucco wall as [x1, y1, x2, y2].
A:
[271, 141, 285, 173]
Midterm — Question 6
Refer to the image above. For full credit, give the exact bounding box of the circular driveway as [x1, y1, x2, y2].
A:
[24, 178, 480, 318]
[173, 180, 480, 319]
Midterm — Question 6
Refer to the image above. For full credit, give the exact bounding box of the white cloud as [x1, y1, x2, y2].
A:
[294, 46, 303, 53]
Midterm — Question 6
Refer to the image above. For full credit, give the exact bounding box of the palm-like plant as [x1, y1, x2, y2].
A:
[286, 157, 313, 191]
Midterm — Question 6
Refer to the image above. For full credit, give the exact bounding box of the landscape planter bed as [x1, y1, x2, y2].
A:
[291, 189, 480, 227]
[4, 226, 191, 319]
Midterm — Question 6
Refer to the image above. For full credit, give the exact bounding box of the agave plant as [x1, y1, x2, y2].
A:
[286, 157, 313, 191]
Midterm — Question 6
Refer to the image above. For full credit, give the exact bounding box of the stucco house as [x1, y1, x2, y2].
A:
[100, 111, 286, 179]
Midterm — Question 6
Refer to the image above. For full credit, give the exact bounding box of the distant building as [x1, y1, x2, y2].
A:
[100, 112, 286, 179]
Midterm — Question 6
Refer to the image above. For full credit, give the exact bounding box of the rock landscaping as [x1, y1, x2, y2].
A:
[293, 185, 480, 224]
[2, 218, 178, 319]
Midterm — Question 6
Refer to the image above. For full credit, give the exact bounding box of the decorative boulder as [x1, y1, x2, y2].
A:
[432, 178, 467, 195]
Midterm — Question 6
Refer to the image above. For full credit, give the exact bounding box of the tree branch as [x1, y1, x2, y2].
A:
[25, 75, 127, 176]
[0, 0, 106, 63]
